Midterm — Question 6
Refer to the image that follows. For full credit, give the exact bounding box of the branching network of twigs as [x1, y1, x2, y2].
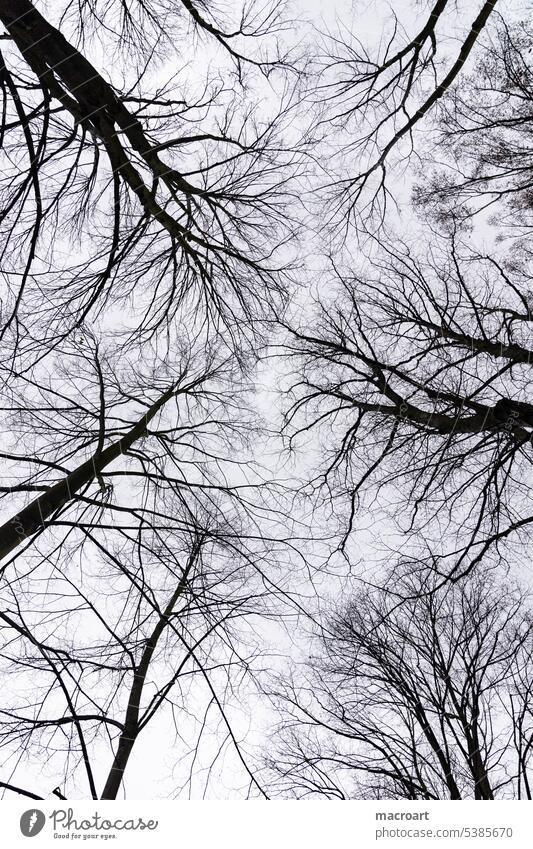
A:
[0, 0, 532, 802]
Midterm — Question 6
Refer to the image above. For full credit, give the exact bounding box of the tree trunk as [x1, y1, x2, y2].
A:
[100, 551, 196, 798]
[0, 384, 177, 562]
[413, 704, 462, 800]
[0, 1, 204, 243]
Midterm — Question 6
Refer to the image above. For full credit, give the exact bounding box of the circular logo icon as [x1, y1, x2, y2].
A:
[20, 810, 46, 837]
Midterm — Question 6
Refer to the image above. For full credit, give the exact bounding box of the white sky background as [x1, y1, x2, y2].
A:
[0, 0, 529, 800]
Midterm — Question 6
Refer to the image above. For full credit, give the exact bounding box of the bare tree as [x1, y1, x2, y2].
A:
[281, 232, 533, 572]
[414, 16, 533, 238]
[0, 333, 292, 798]
[267, 565, 533, 800]
[0, 0, 303, 360]
[311, 0, 498, 228]
[0, 514, 284, 799]
[0, 0, 306, 800]
[3, 0, 531, 804]
[0, 334, 246, 561]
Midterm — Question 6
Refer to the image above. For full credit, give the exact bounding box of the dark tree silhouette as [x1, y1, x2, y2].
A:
[415, 17, 533, 237]
[0, 334, 292, 798]
[0, 0, 302, 360]
[267, 566, 533, 799]
[0, 0, 304, 800]
[0, 518, 282, 799]
[0, 335, 245, 563]
[312, 0, 498, 228]
[1, 0, 531, 804]
[281, 232, 533, 572]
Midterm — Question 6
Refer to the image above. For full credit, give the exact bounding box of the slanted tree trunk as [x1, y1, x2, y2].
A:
[412, 704, 462, 799]
[0, 0, 222, 247]
[100, 546, 198, 799]
[0, 383, 177, 562]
